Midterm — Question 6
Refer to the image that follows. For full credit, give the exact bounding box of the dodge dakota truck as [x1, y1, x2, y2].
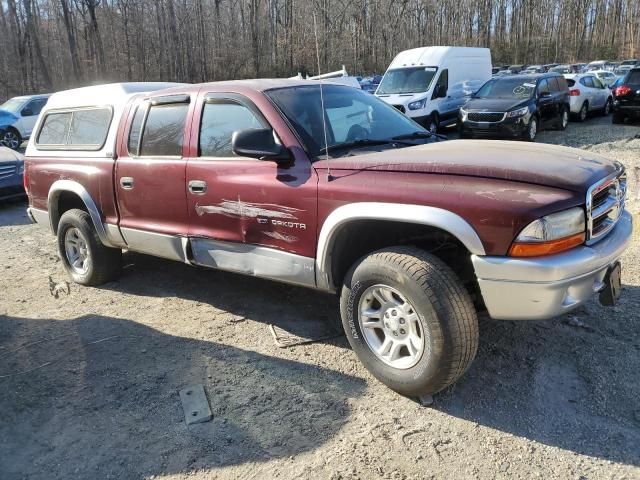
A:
[24, 81, 632, 397]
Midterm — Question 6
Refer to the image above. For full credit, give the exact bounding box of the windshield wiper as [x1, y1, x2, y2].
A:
[392, 130, 447, 141]
[319, 138, 410, 155]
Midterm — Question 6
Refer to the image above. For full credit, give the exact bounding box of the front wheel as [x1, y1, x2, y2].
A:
[57, 209, 122, 286]
[524, 116, 538, 141]
[340, 247, 479, 397]
[427, 113, 439, 134]
[1, 128, 22, 150]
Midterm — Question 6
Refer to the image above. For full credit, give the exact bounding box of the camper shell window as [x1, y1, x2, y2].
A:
[36, 106, 113, 150]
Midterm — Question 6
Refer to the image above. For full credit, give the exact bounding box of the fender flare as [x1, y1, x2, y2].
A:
[315, 202, 486, 291]
[47, 179, 113, 247]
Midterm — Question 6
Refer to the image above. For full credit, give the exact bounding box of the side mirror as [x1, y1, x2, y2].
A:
[21, 108, 33, 117]
[232, 128, 290, 162]
[435, 84, 447, 98]
[539, 91, 552, 98]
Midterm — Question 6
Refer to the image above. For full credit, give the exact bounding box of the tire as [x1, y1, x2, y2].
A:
[558, 106, 569, 130]
[1, 128, 22, 150]
[602, 98, 612, 116]
[612, 112, 625, 124]
[57, 209, 122, 286]
[339, 246, 479, 397]
[427, 113, 439, 134]
[578, 102, 588, 122]
[523, 116, 538, 141]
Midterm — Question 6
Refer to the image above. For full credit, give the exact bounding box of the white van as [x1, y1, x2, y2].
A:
[375, 46, 492, 132]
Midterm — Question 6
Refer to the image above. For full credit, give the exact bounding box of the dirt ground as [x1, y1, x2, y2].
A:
[1, 116, 639, 480]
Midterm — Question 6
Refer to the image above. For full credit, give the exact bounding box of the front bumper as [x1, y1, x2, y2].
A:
[459, 114, 529, 138]
[472, 210, 633, 320]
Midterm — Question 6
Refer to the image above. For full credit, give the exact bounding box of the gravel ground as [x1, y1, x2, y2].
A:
[1, 116, 639, 480]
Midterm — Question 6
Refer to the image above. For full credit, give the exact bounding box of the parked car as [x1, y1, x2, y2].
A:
[359, 75, 382, 93]
[0, 146, 24, 200]
[591, 69, 618, 87]
[0, 94, 50, 150]
[521, 65, 545, 74]
[612, 67, 640, 123]
[25, 80, 631, 398]
[543, 63, 560, 71]
[550, 64, 577, 74]
[508, 64, 526, 73]
[375, 46, 492, 132]
[564, 73, 613, 121]
[458, 73, 570, 141]
[574, 63, 588, 73]
[615, 65, 634, 76]
[585, 60, 610, 72]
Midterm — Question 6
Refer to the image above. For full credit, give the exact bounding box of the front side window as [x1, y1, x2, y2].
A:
[377, 67, 438, 94]
[139, 103, 189, 157]
[538, 79, 550, 94]
[266, 84, 426, 159]
[25, 98, 48, 116]
[199, 100, 265, 157]
[580, 77, 594, 88]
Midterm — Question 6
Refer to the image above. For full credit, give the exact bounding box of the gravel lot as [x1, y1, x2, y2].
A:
[1, 116, 639, 480]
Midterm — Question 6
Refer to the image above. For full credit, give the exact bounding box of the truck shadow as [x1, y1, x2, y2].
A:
[0, 314, 366, 479]
[104, 251, 640, 466]
[112, 251, 346, 347]
[435, 286, 640, 466]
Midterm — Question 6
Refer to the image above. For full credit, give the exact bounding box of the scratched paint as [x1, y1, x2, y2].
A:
[195, 199, 304, 220]
[262, 231, 299, 243]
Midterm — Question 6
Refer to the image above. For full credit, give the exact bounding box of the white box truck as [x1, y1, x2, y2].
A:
[375, 46, 492, 132]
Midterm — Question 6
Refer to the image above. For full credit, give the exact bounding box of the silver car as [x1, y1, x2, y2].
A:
[564, 73, 613, 121]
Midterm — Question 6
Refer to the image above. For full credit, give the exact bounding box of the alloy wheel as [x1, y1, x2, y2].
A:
[580, 104, 587, 121]
[562, 109, 569, 128]
[358, 284, 426, 369]
[1, 130, 20, 150]
[529, 118, 537, 140]
[64, 227, 91, 275]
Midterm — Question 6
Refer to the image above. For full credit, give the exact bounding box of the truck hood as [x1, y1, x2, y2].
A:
[313, 140, 619, 193]
[0, 109, 18, 127]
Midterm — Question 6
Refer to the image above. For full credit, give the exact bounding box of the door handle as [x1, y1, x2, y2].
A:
[120, 177, 134, 190]
[188, 180, 207, 194]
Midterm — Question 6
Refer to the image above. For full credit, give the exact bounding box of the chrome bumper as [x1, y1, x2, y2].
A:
[26, 207, 49, 226]
[472, 210, 633, 320]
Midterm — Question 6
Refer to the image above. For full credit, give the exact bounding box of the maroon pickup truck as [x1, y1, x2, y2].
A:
[24, 80, 632, 397]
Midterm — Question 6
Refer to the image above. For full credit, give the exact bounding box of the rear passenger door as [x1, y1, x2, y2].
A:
[590, 77, 607, 108]
[115, 94, 193, 261]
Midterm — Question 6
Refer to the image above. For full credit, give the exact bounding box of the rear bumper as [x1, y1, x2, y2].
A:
[26, 207, 49, 226]
[613, 102, 640, 116]
[472, 211, 633, 320]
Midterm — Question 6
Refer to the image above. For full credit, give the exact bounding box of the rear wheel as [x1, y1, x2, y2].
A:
[558, 106, 569, 130]
[602, 98, 612, 116]
[340, 246, 479, 397]
[1, 128, 21, 150]
[578, 102, 588, 122]
[57, 209, 122, 286]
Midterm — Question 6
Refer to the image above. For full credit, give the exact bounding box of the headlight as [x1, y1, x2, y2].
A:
[408, 99, 426, 111]
[509, 207, 585, 257]
[17, 163, 24, 175]
[506, 106, 529, 117]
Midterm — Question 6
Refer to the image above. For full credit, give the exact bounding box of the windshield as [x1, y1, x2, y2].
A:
[475, 78, 536, 99]
[0, 97, 25, 115]
[376, 67, 437, 94]
[266, 84, 427, 159]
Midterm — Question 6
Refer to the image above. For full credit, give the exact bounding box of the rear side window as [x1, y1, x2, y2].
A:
[36, 107, 112, 149]
[580, 77, 594, 88]
[199, 100, 265, 157]
[139, 103, 189, 157]
[556, 76, 569, 91]
[127, 103, 146, 155]
[566, 79, 576, 87]
[37, 112, 72, 145]
[592, 77, 604, 89]
[68, 109, 112, 146]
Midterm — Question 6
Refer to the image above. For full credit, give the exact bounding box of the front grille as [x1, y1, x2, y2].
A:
[393, 105, 405, 113]
[586, 170, 626, 244]
[0, 163, 16, 180]
[467, 111, 506, 122]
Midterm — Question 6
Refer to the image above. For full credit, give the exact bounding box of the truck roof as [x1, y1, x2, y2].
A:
[388, 46, 491, 69]
[44, 82, 185, 110]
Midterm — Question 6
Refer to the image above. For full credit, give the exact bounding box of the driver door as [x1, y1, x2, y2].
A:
[185, 91, 318, 282]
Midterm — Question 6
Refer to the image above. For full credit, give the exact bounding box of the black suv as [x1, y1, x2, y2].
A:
[612, 68, 640, 124]
[459, 73, 570, 141]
